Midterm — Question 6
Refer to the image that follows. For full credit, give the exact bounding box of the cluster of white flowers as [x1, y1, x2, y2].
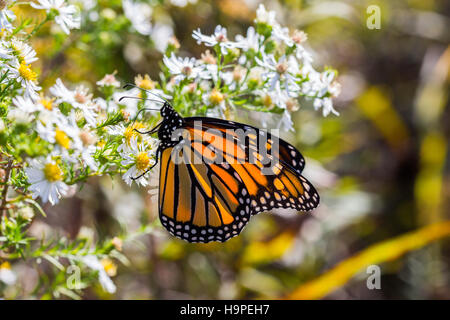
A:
[162, 4, 340, 131]
[0, 38, 41, 100]
[0, 1, 160, 206]
[31, 0, 81, 34]
[15, 73, 160, 205]
[121, 0, 175, 53]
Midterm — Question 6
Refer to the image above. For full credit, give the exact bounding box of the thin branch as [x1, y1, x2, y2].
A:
[0, 159, 13, 217]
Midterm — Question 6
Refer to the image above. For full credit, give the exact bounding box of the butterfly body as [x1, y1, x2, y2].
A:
[150, 102, 319, 243]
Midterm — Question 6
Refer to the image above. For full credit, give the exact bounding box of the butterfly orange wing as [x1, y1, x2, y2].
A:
[158, 118, 319, 243]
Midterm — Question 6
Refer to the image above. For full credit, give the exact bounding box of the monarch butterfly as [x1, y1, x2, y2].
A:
[121, 85, 320, 243]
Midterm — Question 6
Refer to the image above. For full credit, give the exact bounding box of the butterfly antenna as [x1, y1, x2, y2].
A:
[123, 83, 171, 105]
[118, 96, 164, 107]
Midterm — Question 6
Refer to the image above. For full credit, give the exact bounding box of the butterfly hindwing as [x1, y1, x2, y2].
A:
[159, 146, 252, 243]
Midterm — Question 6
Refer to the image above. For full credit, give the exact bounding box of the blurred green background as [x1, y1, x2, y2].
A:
[14, 0, 450, 299]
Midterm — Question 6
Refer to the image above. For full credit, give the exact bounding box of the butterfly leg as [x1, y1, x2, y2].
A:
[131, 146, 161, 181]
[134, 122, 162, 135]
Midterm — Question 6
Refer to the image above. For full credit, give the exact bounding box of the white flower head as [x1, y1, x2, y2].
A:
[13, 95, 38, 113]
[0, 2, 16, 32]
[122, 0, 152, 35]
[50, 78, 97, 126]
[80, 255, 116, 294]
[163, 53, 202, 83]
[0, 262, 17, 286]
[31, 0, 81, 35]
[120, 136, 157, 187]
[235, 26, 261, 52]
[7, 60, 41, 100]
[25, 158, 69, 205]
[314, 97, 339, 117]
[272, 24, 293, 47]
[10, 39, 38, 64]
[120, 136, 157, 185]
[96, 71, 120, 88]
[256, 53, 299, 96]
[151, 23, 174, 53]
[255, 4, 277, 26]
[193, 25, 242, 54]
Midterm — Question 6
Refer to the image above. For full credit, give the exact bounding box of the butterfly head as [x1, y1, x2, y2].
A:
[158, 102, 185, 146]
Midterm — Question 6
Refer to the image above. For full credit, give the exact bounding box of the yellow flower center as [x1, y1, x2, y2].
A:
[74, 92, 88, 104]
[97, 139, 106, 148]
[43, 163, 63, 182]
[136, 152, 150, 171]
[292, 30, 307, 44]
[55, 129, 70, 149]
[124, 122, 145, 144]
[135, 74, 155, 90]
[286, 98, 299, 112]
[276, 61, 288, 74]
[201, 50, 216, 64]
[209, 89, 224, 105]
[79, 130, 96, 146]
[0, 261, 11, 270]
[263, 94, 273, 107]
[182, 66, 192, 76]
[216, 33, 228, 42]
[101, 258, 117, 277]
[19, 62, 37, 81]
[41, 98, 54, 111]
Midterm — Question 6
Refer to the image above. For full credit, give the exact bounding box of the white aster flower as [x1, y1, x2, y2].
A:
[62, 113, 99, 171]
[151, 23, 174, 53]
[120, 136, 157, 187]
[13, 95, 38, 113]
[235, 26, 260, 52]
[107, 121, 148, 147]
[0, 42, 13, 60]
[163, 53, 202, 83]
[31, 0, 81, 35]
[80, 255, 116, 294]
[10, 39, 38, 64]
[25, 158, 69, 205]
[0, 262, 17, 286]
[256, 53, 299, 96]
[255, 4, 277, 26]
[222, 65, 246, 91]
[314, 97, 339, 116]
[7, 60, 41, 100]
[0, 2, 15, 32]
[300, 68, 340, 116]
[7, 107, 34, 123]
[193, 25, 241, 54]
[50, 78, 97, 126]
[13, 94, 56, 114]
[272, 24, 293, 47]
[122, 0, 152, 35]
[96, 71, 120, 88]
[203, 88, 226, 117]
